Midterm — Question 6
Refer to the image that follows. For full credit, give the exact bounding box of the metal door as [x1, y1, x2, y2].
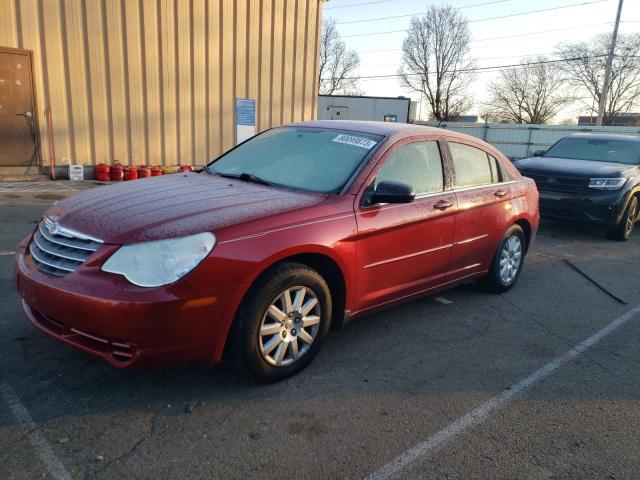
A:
[354, 138, 456, 312]
[0, 48, 37, 166]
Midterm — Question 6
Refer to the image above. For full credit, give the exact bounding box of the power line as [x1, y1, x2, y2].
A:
[367, 52, 559, 66]
[474, 22, 618, 42]
[471, 0, 607, 23]
[325, 0, 396, 10]
[339, 0, 609, 36]
[321, 55, 609, 81]
[342, 29, 404, 38]
[325, 0, 505, 10]
[356, 22, 621, 51]
[335, 0, 510, 24]
[474, 20, 639, 44]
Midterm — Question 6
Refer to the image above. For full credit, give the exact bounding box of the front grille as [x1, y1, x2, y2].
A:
[523, 172, 591, 194]
[29, 217, 103, 276]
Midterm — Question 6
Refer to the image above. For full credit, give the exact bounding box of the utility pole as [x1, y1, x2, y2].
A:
[596, 0, 624, 126]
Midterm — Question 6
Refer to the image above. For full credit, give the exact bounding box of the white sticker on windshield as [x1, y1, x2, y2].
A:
[332, 134, 377, 150]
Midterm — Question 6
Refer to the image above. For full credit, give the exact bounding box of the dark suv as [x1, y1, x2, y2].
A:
[517, 133, 640, 240]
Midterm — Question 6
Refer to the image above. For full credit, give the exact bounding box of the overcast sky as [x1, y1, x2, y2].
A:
[325, 0, 640, 121]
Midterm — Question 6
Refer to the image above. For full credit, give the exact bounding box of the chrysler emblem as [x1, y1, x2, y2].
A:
[48, 221, 60, 236]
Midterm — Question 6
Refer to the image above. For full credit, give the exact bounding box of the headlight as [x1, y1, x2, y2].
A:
[588, 178, 627, 190]
[102, 232, 216, 287]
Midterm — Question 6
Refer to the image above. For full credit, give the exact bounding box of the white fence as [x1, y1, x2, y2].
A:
[417, 121, 640, 160]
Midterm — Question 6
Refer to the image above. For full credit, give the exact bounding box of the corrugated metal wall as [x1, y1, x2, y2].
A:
[0, 0, 322, 166]
[418, 121, 640, 159]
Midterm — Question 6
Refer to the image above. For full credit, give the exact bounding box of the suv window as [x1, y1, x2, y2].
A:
[449, 142, 494, 188]
[375, 141, 444, 196]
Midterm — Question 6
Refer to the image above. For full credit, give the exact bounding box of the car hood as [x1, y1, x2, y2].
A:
[516, 156, 637, 178]
[44, 172, 326, 244]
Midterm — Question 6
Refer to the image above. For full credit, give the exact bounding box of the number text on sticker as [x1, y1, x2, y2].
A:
[332, 134, 377, 150]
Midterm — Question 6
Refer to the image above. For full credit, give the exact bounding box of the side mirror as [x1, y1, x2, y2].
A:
[533, 149, 546, 157]
[369, 180, 415, 205]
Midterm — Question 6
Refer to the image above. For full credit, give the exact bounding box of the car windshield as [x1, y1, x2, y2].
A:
[544, 137, 640, 165]
[207, 127, 383, 193]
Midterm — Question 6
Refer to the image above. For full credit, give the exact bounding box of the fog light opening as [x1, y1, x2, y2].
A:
[110, 341, 136, 363]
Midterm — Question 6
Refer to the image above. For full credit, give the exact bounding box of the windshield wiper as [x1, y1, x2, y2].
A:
[213, 171, 275, 186]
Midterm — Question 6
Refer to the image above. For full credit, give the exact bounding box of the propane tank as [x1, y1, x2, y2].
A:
[95, 163, 110, 181]
[137, 165, 151, 178]
[123, 165, 138, 181]
[150, 165, 164, 176]
[110, 161, 124, 181]
[163, 165, 180, 174]
[178, 165, 193, 172]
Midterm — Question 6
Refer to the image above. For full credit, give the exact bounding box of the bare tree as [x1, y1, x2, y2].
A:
[556, 33, 640, 125]
[484, 56, 574, 124]
[398, 6, 475, 121]
[318, 19, 360, 95]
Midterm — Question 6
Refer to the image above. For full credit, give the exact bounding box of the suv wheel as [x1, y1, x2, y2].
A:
[478, 224, 525, 293]
[607, 196, 638, 241]
[226, 262, 332, 382]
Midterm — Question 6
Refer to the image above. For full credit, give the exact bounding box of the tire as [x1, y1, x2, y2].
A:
[478, 224, 526, 293]
[606, 195, 638, 241]
[225, 262, 332, 383]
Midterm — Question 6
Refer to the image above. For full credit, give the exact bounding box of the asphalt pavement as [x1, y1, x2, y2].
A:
[1, 189, 639, 480]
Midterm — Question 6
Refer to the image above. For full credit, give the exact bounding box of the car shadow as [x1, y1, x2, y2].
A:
[538, 217, 638, 243]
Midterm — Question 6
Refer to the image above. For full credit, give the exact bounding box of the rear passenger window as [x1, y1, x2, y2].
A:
[449, 142, 493, 188]
[488, 155, 500, 183]
[375, 141, 444, 196]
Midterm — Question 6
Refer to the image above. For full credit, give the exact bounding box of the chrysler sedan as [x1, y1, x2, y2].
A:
[16, 121, 539, 382]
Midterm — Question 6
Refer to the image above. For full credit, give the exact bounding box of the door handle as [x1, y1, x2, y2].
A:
[494, 189, 508, 198]
[433, 200, 454, 211]
[16, 111, 32, 118]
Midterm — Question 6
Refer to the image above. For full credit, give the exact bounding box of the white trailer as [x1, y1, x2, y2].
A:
[317, 95, 416, 123]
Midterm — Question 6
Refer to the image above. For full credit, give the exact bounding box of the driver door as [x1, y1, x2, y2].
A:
[354, 138, 457, 312]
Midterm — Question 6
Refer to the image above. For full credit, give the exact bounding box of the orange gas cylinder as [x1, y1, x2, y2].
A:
[150, 165, 164, 176]
[123, 165, 138, 181]
[178, 165, 193, 172]
[110, 162, 124, 181]
[95, 163, 110, 181]
[137, 166, 151, 178]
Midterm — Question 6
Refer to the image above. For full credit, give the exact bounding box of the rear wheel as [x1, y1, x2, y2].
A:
[478, 224, 525, 293]
[226, 262, 332, 382]
[606, 196, 638, 241]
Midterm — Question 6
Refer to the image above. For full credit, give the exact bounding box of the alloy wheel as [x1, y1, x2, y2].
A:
[258, 286, 321, 367]
[499, 235, 522, 284]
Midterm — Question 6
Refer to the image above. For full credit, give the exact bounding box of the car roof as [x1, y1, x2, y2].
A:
[285, 120, 447, 137]
[567, 133, 640, 143]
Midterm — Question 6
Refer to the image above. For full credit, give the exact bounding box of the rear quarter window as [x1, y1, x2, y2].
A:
[488, 154, 515, 182]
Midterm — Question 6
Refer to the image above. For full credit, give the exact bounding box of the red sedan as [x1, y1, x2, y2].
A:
[16, 121, 539, 382]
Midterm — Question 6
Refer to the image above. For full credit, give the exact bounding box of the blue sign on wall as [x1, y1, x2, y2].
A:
[236, 98, 256, 126]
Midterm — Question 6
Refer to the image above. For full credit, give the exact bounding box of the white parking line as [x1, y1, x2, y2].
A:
[434, 297, 454, 305]
[1, 384, 72, 480]
[0, 251, 16, 256]
[367, 302, 640, 480]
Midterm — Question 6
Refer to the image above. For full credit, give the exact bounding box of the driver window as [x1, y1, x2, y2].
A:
[374, 141, 444, 196]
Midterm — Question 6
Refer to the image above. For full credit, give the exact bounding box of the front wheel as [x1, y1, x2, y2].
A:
[478, 224, 525, 293]
[226, 262, 332, 382]
[606, 196, 638, 241]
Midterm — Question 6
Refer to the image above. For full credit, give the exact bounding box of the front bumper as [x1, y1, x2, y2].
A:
[15, 236, 246, 368]
[538, 189, 627, 225]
